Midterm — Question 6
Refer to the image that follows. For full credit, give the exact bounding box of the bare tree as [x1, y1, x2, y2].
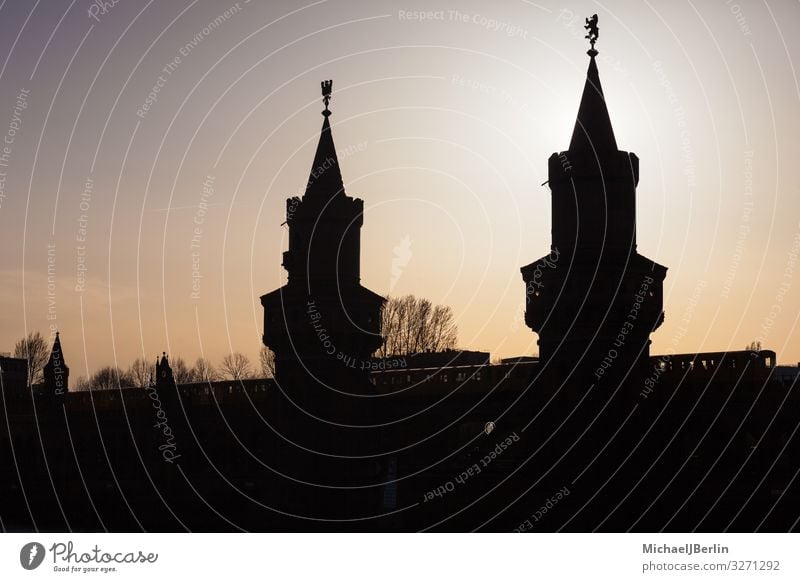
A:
[377, 295, 458, 357]
[73, 375, 90, 392]
[128, 357, 152, 388]
[746, 340, 762, 353]
[427, 303, 458, 352]
[220, 352, 252, 381]
[191, 357, 219, 382]
[259, 347, 276, 378]
[13, 331, 50, 386]
[89, 366, 133, 391]
[171, 357, 193, 384]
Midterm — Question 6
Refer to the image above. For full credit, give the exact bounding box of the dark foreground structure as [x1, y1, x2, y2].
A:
[2, 31, 800, 532]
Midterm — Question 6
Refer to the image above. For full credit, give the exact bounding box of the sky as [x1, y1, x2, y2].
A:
[0, 0, 798, 380]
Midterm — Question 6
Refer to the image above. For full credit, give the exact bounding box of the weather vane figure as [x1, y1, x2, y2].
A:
[321, 79, 333, 115]
[584, 14, 599, 55]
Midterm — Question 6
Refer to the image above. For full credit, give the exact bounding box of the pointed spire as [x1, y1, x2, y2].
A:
[305, 79, 345, 198]
[569, 18, 618, 154]
[49, 331, 64, 363]
[44, 331, 68, 396]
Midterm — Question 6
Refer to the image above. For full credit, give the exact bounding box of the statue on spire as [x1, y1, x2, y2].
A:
[584, 14, 599, 55]
[321, 79, 333, 115]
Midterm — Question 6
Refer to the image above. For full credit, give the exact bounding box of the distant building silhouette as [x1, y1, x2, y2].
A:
[260, 80, 383, 390]
[155, 352, 175, 389]
[0, 354, 27, 397]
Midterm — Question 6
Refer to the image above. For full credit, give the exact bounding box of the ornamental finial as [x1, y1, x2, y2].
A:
[321, 79, 333, 116]
[584, 14, 599, 56]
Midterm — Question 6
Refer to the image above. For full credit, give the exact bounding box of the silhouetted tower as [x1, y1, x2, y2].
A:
[521, 22, 666, 383]
[43, 331, 68, 399]
[261, 81, 384, 386]
[155, 353, 176, 389]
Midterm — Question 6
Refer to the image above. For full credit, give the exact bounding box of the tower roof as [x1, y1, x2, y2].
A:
[48, 332, 64, 363]
[44, 330, 68, 375]
[305, 81, 345, 198]
[569, 53, 618, 154]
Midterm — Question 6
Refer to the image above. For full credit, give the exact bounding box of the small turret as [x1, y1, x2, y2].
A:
[155, 352, 176, 389]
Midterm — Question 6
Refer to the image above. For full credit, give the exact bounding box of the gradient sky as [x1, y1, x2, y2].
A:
[0, 0, 798, 380]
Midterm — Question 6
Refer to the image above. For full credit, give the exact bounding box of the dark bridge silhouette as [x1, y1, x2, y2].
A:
[1, 19, 799, 533]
